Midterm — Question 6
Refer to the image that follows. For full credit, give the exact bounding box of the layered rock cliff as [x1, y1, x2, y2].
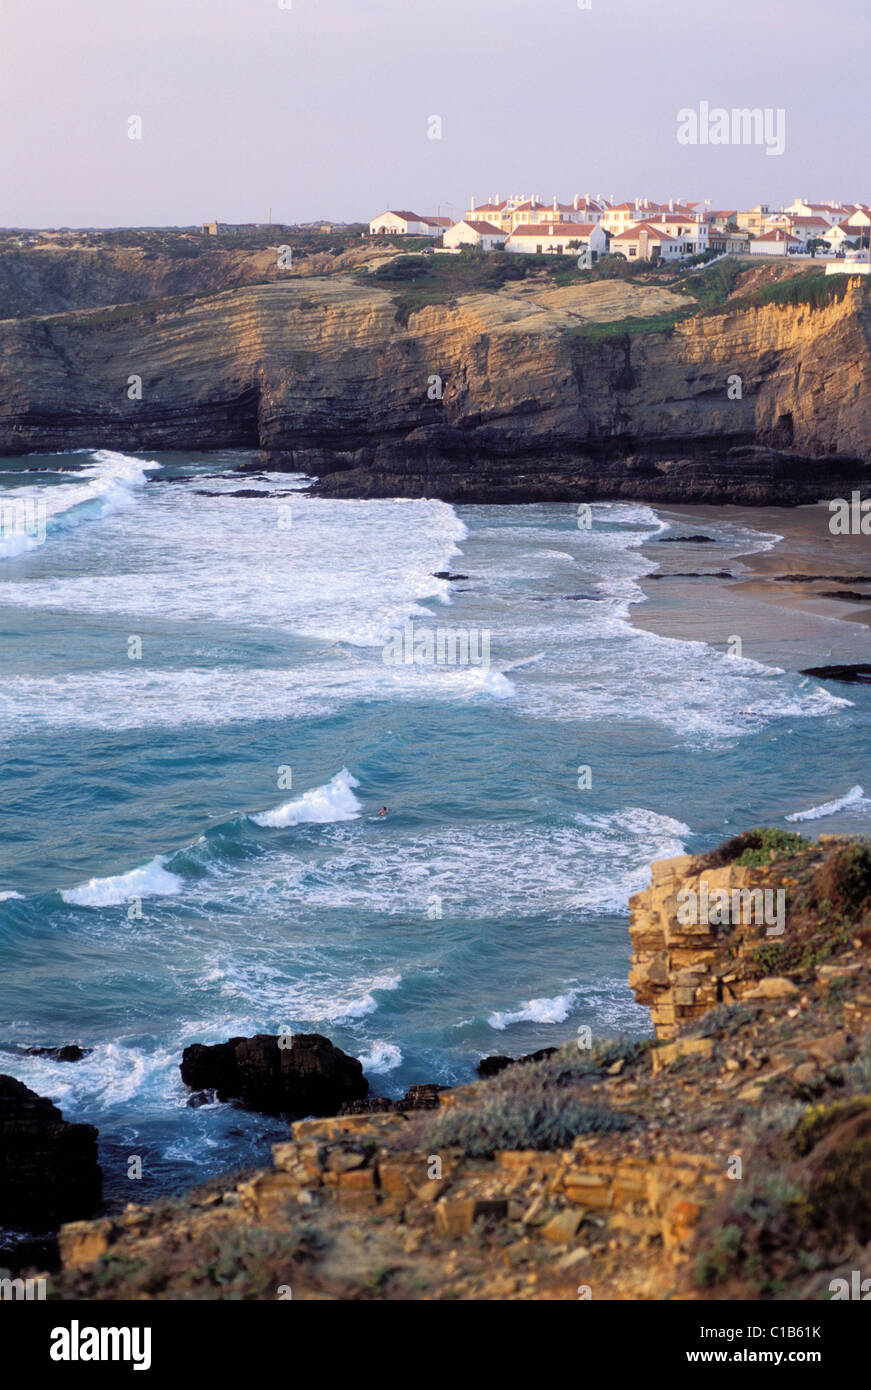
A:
[1, 262, 869, 502]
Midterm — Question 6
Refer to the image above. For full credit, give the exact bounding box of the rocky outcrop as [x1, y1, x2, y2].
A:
[628, 853, 786, 1040]
[0, 268, 869, 503]
[47, 831, 871, 1302]
[179, 1033, 368, 1118]
[477, 1048, 558, 1078]
[338, 1083, 446, 1115]
[0, 1075, 101, 1229]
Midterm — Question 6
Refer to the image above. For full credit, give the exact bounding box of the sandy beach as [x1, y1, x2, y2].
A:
[634, 502, 871, 671]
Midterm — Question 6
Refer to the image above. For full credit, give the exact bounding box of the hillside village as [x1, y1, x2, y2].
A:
[369, 194, 871, 268]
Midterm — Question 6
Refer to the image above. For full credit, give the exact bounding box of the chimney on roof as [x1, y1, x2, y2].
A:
[470, 196, 475, 212]
[553, 194, 558, 212]
[669, 198, 674, 212]
[635, 197, 640, 210]
[573, 194, 579, 210]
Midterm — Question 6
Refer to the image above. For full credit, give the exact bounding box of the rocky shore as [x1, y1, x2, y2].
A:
[9, 827, 871, 1301]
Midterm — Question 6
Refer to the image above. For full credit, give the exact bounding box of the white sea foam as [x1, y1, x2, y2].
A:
[786, 785, 869, 822]
[0, 450, 156, 559]
[251, 768, 362, 828]
[358, 1041, 403, 1073]
[0, 890, 23, 901]
[231, 806, 690, 920]
[488, 989, 581, 1030]
[61, 855, 184, 907]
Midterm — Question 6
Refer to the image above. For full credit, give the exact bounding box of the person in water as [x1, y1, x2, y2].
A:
[377, 807, 388, 816]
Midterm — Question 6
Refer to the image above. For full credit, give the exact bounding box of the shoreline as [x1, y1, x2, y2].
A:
[633, 501, 871, 671]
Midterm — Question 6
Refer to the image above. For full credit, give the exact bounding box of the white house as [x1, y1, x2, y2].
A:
[443, 219, 508, 251]
[369, 210, 450, 236]
[609, 222, 683, 261]
[504, 221, 608, 258]
[787, 216, 832, 249]
[785, 200, 850, 227]
[749, 228, 801, 256]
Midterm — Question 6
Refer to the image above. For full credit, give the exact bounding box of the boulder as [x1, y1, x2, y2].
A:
[477, 1048, 558, 1079]
[179, 1033, 367, 1118]
[26, 1044, 90, 1063]
[338, 1083, 446, 1116]
[0, 1074, 101, 1229]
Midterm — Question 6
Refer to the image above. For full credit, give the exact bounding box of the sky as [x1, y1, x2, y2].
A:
[0, 0, 868, 227]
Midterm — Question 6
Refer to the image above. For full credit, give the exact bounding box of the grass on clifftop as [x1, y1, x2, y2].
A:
[361, 249, 684, 325]
[389, 1039, 644, 1157]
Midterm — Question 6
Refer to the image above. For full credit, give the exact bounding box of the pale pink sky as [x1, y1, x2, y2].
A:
[0, 0, 866, 227]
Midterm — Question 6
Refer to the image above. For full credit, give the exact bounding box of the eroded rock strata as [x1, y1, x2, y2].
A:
[1, 271, 869, 503]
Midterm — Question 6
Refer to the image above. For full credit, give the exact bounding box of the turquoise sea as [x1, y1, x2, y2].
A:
[1, 448, 869, 1223]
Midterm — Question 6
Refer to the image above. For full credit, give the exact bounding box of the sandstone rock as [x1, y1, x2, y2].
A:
[58, 1218, 113, 1269]
[179, 1032, 367, 1117]
[744, 977, 800, 1000]
[541, 1210, 583, 1244]
[435, 1196, 508, 1235]
[0, 1074, 102, 1229]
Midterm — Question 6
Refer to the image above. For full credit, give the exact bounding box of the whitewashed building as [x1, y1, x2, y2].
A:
[504, 221, 608, 258]
[443, 219, 508, 251]
[749, 228, 801, 256]
[369, 210, 451, 236]
[609, 222, 683, 261]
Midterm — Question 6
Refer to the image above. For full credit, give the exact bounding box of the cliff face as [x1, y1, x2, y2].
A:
[1, 268, 869, 502]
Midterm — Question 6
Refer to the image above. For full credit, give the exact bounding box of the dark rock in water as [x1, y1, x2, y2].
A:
[432, 571, 469, 581]
[774, 573, 871, 583]
[658, 534, 716, 543]
[801, 664, 871, 684]
[817, 590, 871, 603]
[26, 1045, 90, 1063]
[528, 593, 601, 602]
[477, 1047, 559, 1080]
[179, 1033, 367, 1118]
[186, 1090, 214, 1109]
[338, 1082, 447, 1116]
[0, 1074, 101, 1229]
[646, 571, 733, 580]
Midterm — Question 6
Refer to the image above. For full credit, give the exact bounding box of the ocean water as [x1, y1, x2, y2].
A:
[1, 448, 870, 1218]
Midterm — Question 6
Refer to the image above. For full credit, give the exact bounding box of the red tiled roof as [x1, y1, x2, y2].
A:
[789, 216, 830, 227]
[754, 229, 800, 242]
[610, 222, 677, 242]
[461, 220, 506, 235]
[508, 222, 598, 237]
[422, 216, 452, 227]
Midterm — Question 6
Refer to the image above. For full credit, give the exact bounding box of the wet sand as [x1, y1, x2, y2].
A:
[634, 503, 871, 671]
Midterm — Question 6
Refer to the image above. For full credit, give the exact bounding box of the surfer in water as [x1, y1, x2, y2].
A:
[376, 806, 388, 816]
